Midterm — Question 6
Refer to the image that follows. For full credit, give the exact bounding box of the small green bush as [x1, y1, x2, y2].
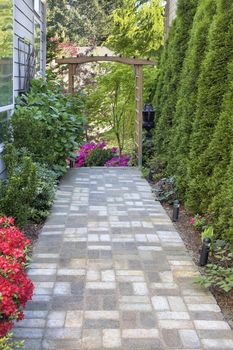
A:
[0, 333, 24, 350]
[0, 145, 37, 227]
[85, 148, 114, 167]
[9, 78, 85, 176]
[30, 163, 57, 222]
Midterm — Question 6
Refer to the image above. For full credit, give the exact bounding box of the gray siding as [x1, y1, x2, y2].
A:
[165, 0, 177, 40]
[0, 0, 46, 177]
[14, 0, 46, 95]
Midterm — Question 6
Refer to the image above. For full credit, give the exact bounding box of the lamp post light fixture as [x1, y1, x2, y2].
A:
[142, 103, 155, 138]
[172, 199, 180, 222]
[200, 237, 211, 266]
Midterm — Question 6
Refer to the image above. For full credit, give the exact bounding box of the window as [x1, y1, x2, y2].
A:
[34, 20, 41, 73]
[0, 0, 13, 110]
[34, 0, 40, 14]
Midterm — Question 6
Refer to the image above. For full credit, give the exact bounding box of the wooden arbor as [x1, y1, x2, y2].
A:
[56, 56, 155, 166]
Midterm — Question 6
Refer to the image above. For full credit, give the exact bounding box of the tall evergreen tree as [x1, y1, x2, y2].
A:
[153, 0, 198, 160]
[47, 0, 123, 45]
[167, 0, 217, 194]
[209, 145, 233, 246]
[186, 0, 233, 211]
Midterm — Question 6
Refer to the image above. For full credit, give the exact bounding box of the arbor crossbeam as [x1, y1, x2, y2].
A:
[56, 56, 155, 66]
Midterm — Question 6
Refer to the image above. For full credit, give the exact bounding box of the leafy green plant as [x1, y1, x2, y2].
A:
[85, 148, 114, 167]
[155, 176, 177, 203]
[196, 244, 233, 292]
[0, 145, 37, 227]
[30, 163, 57, 222]
[8, 78, 85, 176]
[196, 264, 233, 293]
[0, 333, 24, 350]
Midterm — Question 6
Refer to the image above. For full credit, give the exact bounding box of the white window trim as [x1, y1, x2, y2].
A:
[0, 1, 14, 108]
[34, 18, 42, 74]
[0, 0, 15, 145]
[34, 0, 40, 15]
[0, 104, 14, 113]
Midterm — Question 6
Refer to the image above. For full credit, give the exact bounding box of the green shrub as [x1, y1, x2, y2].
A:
[0, 144, 37, 227]
[30, 163, 57, 222]
[9, 78, 85, 176]
[85, 148, 114, 167]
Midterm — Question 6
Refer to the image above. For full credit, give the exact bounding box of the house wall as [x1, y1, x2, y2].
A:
[0, 0, 46, 179]
[165, 0, 177, 40]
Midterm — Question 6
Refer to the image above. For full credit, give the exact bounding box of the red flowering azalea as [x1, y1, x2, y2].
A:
[0, 216, 34, 337]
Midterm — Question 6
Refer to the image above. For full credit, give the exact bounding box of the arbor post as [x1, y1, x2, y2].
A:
[68, 64, 76, 93]
[135, 65, 143, 167]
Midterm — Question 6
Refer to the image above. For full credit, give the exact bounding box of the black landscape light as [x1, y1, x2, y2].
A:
[142, 103, 155, 133]
[172, 200, 180, 222]
[199, 237, 211, 266]
[69, 159, 74, 168]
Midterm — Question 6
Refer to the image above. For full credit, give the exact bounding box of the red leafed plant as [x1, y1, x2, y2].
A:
[0, 216, 34, 338]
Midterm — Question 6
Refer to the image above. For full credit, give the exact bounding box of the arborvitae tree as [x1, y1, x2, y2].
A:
[153, 0, 198, 160]
[186, 0, 233, 211]
[167, 0, 217, 194]
[209, 146, 233, 246]
[198, 60, 233, 210]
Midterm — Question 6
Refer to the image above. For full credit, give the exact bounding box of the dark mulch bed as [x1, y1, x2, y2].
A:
[23, 221, 44, 245]
[163, 202, 233, 329]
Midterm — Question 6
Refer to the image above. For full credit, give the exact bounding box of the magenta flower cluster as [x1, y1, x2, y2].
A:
[105, 155, 131, 167]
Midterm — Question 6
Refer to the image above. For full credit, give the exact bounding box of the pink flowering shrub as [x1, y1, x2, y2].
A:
[73, 142, 130, 167]
[74, 142, 108, 167]
[0, 216, 34, 337]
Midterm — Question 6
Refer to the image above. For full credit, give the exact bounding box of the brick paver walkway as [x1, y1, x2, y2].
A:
[14, 168, 233, 349]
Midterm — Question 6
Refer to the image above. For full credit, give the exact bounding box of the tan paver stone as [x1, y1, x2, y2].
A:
[159, 320, 194, 329]
[194, 320, 230, 330]
[65, 311, 83, 327]
[122, 329, 159, 338]
[82, 329, 102, 349]
[103, 329, 121, 348]
[201, 338, 233, 349]
[85, 311, 119, 320]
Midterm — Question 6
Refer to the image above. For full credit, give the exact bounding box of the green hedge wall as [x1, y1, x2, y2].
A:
[153, 0, 198, 158]
[153, 0, 233, 244]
